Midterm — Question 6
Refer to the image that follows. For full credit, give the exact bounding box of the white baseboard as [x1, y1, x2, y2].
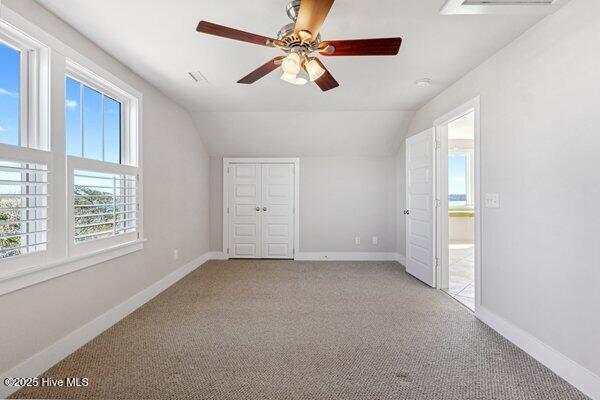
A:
[295, 252, 403, 262]
[0, 252, 212, 399]
[394, 253, 406, 265]
[476, 306, 600, 400]
[209, 251, 228, 260]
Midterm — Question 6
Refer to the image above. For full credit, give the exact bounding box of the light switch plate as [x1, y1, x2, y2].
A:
[485, 193, 500, 208]
[355, 236, 361, 245]
[372, 236, 378, 245]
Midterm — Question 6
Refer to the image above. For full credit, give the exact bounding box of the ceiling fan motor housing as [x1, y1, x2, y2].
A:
[277, 25, 321, 54]
[286, 0, 302, 21]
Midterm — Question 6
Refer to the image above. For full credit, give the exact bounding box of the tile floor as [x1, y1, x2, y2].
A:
[444, 243, 475, 310]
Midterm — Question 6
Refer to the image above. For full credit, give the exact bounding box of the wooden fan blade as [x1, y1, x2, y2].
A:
[313, 59, 339, 92]
[319, 38, 402, 56]
[294, 0, 335, 42]
[196, 21, 274, 47]
[238, 57, 284, 84]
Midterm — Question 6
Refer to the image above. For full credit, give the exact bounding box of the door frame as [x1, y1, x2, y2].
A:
[222, 157, 300, 260]
[433, 96, 481, 311]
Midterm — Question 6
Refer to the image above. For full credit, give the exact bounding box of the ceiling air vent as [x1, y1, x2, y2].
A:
[187, 70, 209, 84]
[440, 0, 571, 15]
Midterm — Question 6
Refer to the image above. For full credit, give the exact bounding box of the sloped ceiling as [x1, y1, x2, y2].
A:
[192, 111, 414, 156]
[32, 0, 546, 155]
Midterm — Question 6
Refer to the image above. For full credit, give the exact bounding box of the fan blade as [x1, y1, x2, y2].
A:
[319, 38, 402, 56]
[294, 0, 335, 42]
[196, 21, 275, 47]
[238, 57, 284, 84]
[313, 59, 339, 92]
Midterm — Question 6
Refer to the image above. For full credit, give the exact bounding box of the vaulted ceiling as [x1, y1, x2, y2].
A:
[36, 0, 544, 113]
[32, 0, 551, 155]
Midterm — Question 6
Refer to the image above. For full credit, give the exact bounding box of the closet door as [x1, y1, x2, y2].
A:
[261, 163, 294, 259]
[229, 164, 262, 258]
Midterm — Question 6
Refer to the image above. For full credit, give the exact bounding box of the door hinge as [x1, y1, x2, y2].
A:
[434, 140, 441, 150]
[227, 248, 229, 254]
[293, 248, 295, 256]
[227, 167, 230, 174]
[435, 257, 439, 268]
[227, 207, 229, 214]
[435, 199, 441, 208]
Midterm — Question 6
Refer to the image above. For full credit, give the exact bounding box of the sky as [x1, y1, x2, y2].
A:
[0, 42, 20, 147]
[448, 153, 467, 197]
[66, 77, 121, 164]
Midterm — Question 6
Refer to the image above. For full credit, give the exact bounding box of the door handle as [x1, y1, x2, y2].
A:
[262, 207, 267, 212]
[404, 210, 410, 215]
[255, 206, 260, 212]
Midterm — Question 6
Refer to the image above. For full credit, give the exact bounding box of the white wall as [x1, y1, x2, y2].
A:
[210, 156, 397, 254]
[407, 0, 600, 382]
[0, 0, 209, 375]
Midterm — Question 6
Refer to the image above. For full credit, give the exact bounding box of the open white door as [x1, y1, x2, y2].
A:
[405, 129, 436, 287]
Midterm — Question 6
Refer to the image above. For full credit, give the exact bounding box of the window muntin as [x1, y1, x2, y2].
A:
[65, 76, 122, 164]
[0, 41, 21, 147]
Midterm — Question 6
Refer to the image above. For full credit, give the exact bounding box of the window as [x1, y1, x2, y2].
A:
[448, 152, 473, 209]
[0, 23, 50, 265]
[65, 62, 140, 255]
[66, 77, 122, 163]
[0, 17, 141, 294]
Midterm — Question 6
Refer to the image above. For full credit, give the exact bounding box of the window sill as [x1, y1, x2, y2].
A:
[0, 239, 146, 296]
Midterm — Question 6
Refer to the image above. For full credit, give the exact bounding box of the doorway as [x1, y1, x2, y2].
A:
[222, 158, 299, 259]
[435, 98, 481, 311]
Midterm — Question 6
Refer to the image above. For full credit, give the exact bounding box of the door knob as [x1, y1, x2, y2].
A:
[255, 207, 260, 211]
[262, 207, 267, 212]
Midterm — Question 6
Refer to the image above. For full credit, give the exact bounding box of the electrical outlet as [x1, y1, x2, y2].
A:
[485, 193, 500, 208]
[372, 236, 378, 245]
[355, 236, 361, 245]
[173, 249, 179, 260]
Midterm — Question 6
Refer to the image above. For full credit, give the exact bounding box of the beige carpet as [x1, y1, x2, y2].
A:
[12, 260, 587, 399]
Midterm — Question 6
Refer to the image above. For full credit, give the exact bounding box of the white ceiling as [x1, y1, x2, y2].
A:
[35, 0, 545, 112]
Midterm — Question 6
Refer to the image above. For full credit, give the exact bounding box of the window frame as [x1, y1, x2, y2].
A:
[0, 11, 144, 296]
[65, 61, 142, 256]
[66, 61, 136, 166]
[67, 155, 139, 257]
[0, 19, 51, 272]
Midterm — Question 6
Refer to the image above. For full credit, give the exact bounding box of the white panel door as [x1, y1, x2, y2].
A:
[405, 129, 436, 287]
[261, 164, 294, 259]
[229, 164, 261, 258]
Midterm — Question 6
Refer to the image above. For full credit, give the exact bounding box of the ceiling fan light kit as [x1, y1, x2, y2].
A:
[196, 0, 402, 91]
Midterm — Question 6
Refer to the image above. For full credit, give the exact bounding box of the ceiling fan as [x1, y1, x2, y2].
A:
[196, 0, 402, 91]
